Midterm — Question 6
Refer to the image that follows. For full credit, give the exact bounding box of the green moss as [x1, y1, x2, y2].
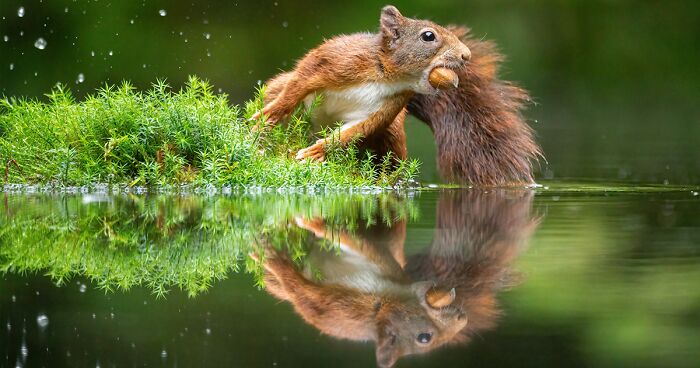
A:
[0, 77, 419, 188]
[0, 193, 416, 297]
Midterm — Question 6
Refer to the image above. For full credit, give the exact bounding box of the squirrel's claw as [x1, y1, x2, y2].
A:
[296, 141, 327, 162]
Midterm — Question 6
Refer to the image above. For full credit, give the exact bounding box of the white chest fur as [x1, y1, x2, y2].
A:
[304, 81, 414, 129]
[303, 243, 411, 296]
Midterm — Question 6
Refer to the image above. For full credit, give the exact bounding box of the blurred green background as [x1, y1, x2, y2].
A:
[1, 0, 699, 183]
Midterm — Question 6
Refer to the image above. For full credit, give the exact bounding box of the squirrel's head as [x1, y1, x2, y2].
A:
[375, 282, 468, 368]
[379, 5, 471, 86]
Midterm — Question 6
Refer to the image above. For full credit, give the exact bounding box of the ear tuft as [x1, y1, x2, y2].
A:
[376, 321, 399, 368]
[380, 5, 404, 42]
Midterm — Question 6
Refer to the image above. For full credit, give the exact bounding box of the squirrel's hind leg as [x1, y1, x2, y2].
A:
[253, 74, 319, 129]
[263, 72, 294, 104]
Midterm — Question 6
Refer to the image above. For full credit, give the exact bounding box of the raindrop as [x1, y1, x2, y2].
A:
[34, 38, 47, 50]
[76, 73, 85, 84]
[158, 9, 167, 17]
[161, 350, 167, 358]
[3, 35, 8, 42]
[18, 7, 25, 17]
[6, 322, 10, 331]
[20, 343, 28, 357]
[204, 33, 211, 40]
[108, 50, 113, 56]
[11, 295, 16, 302]
[205, 328, 211, 335]
[36, 314, 49, 329]
[693, 191, 699, 196]
[79, 283, 87, 292]
[129, 19, 134, 24]
[64, 7, 69, 13]
[282, 21, 288, 28]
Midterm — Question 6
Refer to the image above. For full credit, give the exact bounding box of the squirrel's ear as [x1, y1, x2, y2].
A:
[380, 5, 404, 43]
[376, 321, 399, 368]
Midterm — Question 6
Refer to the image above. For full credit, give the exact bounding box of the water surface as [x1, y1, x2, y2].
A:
[2, 186, 699, 367]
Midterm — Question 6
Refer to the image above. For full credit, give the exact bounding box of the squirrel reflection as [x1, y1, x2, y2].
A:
[256, 190, 538, 367]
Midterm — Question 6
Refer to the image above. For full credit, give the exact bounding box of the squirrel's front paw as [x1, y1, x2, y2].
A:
[296, 140, 327, 162]
[294, 216, 327, 237]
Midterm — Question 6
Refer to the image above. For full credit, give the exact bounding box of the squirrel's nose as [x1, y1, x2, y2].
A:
[461, 47, 472, 62]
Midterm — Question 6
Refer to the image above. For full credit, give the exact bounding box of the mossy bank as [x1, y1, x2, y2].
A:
[0, 77, 418, 189]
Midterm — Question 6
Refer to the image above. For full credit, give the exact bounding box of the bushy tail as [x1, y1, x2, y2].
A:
[408, 26, 543, 186]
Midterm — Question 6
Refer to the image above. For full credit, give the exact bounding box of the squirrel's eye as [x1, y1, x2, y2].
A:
[416, 333, 432, 344]
[420, 31, 436, 42]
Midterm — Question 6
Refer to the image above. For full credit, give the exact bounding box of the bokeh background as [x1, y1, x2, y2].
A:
[1, 0, 699, 184]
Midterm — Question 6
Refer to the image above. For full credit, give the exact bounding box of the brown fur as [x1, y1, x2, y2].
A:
[255, 6, 470, 163]
[408, 26, 543, 186]
[255, 190, 538, 367]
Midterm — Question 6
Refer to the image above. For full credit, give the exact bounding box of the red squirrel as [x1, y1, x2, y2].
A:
[253, 5, 470, 162]
[254, 6, 541, 186]
[255, 190, 537, 367]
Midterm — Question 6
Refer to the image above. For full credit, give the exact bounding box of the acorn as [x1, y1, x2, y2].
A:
[428, 67, 459, 90]
[425, 286, 456, 308]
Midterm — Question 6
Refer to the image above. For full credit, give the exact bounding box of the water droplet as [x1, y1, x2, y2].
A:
[129, 19, 134, 24]
[158, 9, 167, 17]
[75, 73, 85, 84]
[20, 343, 28, 357]
[64, 7, 69, 13]
[34, 37, 47, 50]
[282, 21, 288, 28]
[90, 51, 95, 57]
[79, 283, 87, 292]
[18, 7, 25, 17]
[11, 295, 16, 302]
[205, 328, 211, 335]
[692, 191, 699, 196]
[3, 35, 8, 42]
[108, 50, 113, 56]
[36, 314, 49, 329]
[6, 322, 10, 331]
[161, 350, 167, 358]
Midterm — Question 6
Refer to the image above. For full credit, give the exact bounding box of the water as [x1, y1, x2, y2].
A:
[1, 186, 699, 367]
